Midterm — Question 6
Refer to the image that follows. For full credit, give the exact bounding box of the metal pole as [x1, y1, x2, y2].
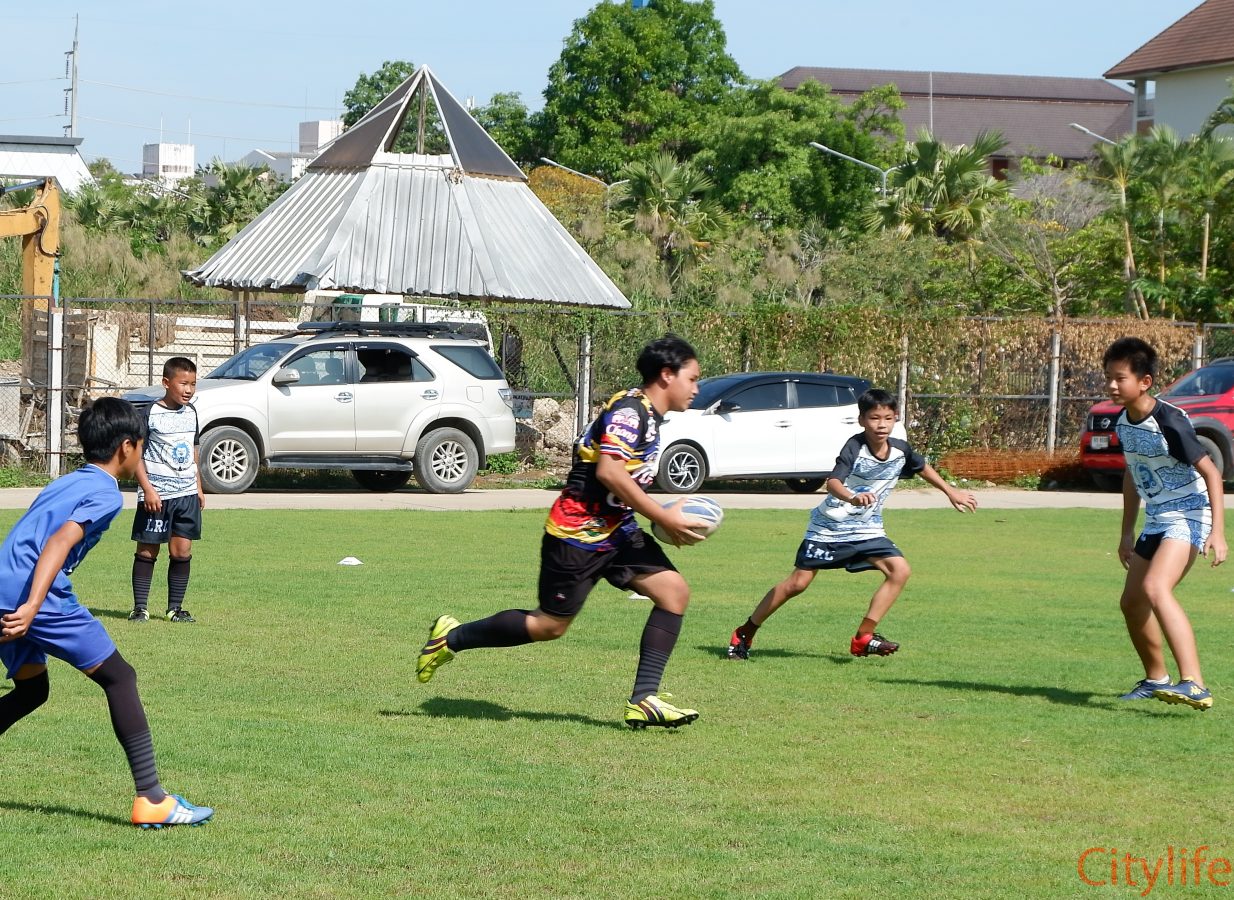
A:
[897, 332, 909, 423]
[1046, 327, 1061, 455]
[147, 301, 155, 383]
[1194, 329, 1205, 370]
[576, 332, 593, 436]
[47, 260, 64, 478]
[232, 290, 242, 354]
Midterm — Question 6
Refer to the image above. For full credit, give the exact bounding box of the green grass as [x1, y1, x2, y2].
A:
[1, 508, 1232, 899]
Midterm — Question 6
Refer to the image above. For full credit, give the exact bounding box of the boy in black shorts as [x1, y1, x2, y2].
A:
[727, 388, 977, 660]
[416, 335, 708, 728]
[129, 357, 204, 624]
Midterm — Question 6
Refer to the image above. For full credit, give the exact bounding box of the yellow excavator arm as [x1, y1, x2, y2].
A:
[0, 177, 61, 304]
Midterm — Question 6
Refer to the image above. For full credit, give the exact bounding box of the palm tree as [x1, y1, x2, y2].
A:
[862, 130, 1008, 243]
[1138, 125, 1189, 294]
[1092, 136, 1149, 318]
[1182, 133, 1234, 280]
[609, 152, 730, 281]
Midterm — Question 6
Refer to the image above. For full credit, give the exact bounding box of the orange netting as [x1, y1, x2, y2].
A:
[937, 449, 1086, 483]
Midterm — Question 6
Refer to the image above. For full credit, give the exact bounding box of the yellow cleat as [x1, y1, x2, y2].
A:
[624, 694, 699, 729]
[416, 615, 459, 684]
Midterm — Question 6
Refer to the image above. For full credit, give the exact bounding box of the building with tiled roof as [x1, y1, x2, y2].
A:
[778, 67, 1133, 173]
[1104, 0, 1234, 136]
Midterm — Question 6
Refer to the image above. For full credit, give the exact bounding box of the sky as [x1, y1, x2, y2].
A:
[0, 0, 1204, 174]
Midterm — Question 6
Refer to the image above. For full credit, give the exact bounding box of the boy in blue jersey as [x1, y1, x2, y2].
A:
[727, 388, 977, 661]
[130, 356, 204, 623]
[0, 397, 212, 827]
[415, 335, 708, 728]
[1102, 337, 1226, 709]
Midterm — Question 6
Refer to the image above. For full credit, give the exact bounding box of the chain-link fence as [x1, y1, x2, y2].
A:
[0, 295, 1213, 476]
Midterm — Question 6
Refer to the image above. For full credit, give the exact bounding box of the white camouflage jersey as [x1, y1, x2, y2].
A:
[138, 401, 200, 501]
[804, 434, 926, 543]
[1115, 399, 1210, 534]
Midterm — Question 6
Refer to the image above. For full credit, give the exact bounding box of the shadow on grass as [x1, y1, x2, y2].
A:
[0, 799, 127, 826]
[382, 697, 623, 730]
[89, 607, 137, 621]
[877, 677, 1111, 708]
[694, 645, 851, 664]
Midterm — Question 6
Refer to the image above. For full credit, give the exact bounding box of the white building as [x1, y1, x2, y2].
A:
[142, 142, 195, 183]
[0, 134, 94, 192]
[1105, 0, 1234, 137]
[299, 120, 343, 156]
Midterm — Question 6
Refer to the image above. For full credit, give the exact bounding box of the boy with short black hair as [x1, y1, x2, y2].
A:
[1102, 336, 1226, 709]
[130, 356, 204, 624]
[0, 397, 212, 827]
[416, 334, 709, 728]
[727, 388, 977, 660]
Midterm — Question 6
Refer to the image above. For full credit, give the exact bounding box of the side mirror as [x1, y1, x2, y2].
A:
[714, 399, 737, 414]
[272, 367, 301, 386]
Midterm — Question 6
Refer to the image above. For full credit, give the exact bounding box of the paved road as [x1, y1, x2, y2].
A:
[0, 486, 1130, 511]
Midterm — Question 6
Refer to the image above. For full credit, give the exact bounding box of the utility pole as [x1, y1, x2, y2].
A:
[63, 15, 79, 137]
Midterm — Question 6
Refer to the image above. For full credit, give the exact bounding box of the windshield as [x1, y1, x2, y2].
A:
[207, 342, 296, 380]
[690, 375, 751, 410]
[1162, 366, 1234, 398]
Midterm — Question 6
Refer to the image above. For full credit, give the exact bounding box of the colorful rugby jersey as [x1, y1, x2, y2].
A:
[804, 434, 925, 543]
[1115, 399, 1210, 534]
[545, 389, 662, 550]
[138, 401, 200, 502]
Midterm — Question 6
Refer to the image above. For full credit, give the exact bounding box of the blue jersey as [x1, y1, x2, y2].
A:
[805, 435, 926, 544]
[0, 465, 124, 614]
[1116, 399, 1211, 535]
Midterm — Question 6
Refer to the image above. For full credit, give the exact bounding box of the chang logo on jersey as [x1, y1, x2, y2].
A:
[606, 406, 642, 446]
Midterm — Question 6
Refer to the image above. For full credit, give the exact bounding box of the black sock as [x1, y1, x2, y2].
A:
[131, 554, 155, 611]
[0, 670, 49, 735]
[87, 652, 165, 802]
[447, 610, 532, 652]
[167, 555, 191, 612]
[631, 608, 683, 702]
[737, 617, 760, 642]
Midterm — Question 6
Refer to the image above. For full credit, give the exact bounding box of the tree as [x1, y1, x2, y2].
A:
[691, 79, 903, 229]
[1092, 136, 1149, 318]
[540, 0, 743, 180]
[609, 152, 729, 282]
[1182, 133, 1234, 281]
[1138, 125, 1188, 291]
[863, 130, 1009, 243]
[472, 92, 542, 167]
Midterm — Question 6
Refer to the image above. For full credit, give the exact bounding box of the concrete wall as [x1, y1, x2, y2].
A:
[1153, 65, 1234, 136]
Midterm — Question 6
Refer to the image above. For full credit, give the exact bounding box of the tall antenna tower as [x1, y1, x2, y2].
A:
[62, 14, 79, 137]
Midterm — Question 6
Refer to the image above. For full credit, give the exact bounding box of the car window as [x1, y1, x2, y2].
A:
[431, 345, 503, 379]
[1164, 367, 1234, 397]
[286, 347, 349, 386]
[726, 382, 788, 412]
[794, 382, 841, 408]
[357, 345, 433, 383]
[207, 342, 296, 380]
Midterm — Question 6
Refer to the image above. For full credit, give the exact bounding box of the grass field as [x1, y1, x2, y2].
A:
[0, 506, 1231, 899]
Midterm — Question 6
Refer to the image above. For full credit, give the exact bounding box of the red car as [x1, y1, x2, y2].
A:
[1081, 358, 1234, 490]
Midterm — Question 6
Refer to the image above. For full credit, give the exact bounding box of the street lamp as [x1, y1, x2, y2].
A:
[808, 141, 902, 196]
[539, 156, 609, 187]
[1068, 123, 1117, 146]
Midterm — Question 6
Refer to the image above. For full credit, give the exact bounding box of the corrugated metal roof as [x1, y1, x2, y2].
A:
[1105, 0, 1234, 78]
[184, 66, 629, 308]
[779, 67, 1133, 103]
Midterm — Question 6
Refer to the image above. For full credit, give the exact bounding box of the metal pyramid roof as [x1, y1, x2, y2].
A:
[184, 66, 628, 308]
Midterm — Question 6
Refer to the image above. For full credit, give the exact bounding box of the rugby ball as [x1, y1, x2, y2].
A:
[651, 495, 723, 544]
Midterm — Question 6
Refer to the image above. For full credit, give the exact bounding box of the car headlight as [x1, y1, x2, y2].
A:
[498, 387, 513, 408]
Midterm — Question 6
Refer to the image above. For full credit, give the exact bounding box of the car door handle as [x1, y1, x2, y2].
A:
[335, 392, 353, 403]
[842, 417, 858, 424]
[421, 389, 439, 400]
[774, 420, 792, 428]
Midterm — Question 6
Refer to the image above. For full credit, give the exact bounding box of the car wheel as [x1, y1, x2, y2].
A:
[655, 443, 706, 493]
[352, 470, 412, 492]
[1197, 434, 1226, 480]
[199, 426, 259, 494]
[414, 428, 479, 494]
[784, 478, 825, 493]
[1088, 472, 1123, 492]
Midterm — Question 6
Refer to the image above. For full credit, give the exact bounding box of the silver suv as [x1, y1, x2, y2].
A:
[124, 322, 516, 494]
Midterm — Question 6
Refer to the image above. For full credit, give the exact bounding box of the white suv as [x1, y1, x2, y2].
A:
[123, 322, 516, 494]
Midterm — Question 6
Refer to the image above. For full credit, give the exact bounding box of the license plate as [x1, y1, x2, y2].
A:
[1090, 435, 1110, 450]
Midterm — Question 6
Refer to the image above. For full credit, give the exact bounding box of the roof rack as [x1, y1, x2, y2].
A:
[294, 321, 464, 338]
